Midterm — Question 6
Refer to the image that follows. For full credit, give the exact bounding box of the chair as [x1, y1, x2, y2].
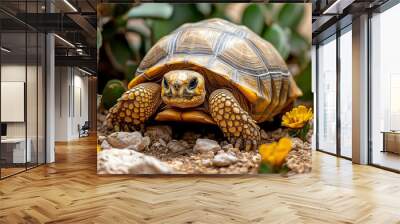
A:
[79, 121, 90, 138]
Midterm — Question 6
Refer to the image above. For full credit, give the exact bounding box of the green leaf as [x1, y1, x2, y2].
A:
[101, 21, 117, 41]
[196, 3, 212, 16]
[242, 4, 265, 35]
[104, 36, 133, 72]
[259, 163, 273, 173]
[124, 63, 137, 82]
[113, 4, 132, 18]
[125, 32, 141, 54]
[279, 165, 290, 174]
[290, 31, 310, 57]
[97, 28, 102, 50]
[294, 62, 312, 101]
[126, 19, 151, 38]
[209, 3, 228, 20]
[289, 129, 297, 137]
[102, 79, 127, 110]
[278, 4, 304, 29]
[151, 4, 204, 43]
[126, 3, 173, 19]
[263, 24, 291, 60]
[144, 36, 152, 53]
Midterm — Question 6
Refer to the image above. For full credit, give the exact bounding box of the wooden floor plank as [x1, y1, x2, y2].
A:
[0, 135, 399, 223]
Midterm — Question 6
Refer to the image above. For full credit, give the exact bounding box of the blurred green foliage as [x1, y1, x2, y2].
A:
[98, 3, 312, 108]
[102, 79, 126, 110]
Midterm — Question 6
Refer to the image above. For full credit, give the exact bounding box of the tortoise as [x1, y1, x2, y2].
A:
[105, 18, 302, 151]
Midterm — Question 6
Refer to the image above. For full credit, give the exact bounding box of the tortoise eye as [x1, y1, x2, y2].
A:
[188, 78, 198, 90]
[163, 78, 169, 89]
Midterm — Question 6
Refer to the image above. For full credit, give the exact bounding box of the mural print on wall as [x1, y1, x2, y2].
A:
[97, 3, 313, 175]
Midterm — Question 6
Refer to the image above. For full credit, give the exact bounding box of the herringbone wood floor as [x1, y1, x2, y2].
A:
[0, 135, 400, 224]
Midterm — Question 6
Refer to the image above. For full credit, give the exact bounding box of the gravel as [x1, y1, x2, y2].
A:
[193, 139, 221, 153]
[97, 110, 312, 175]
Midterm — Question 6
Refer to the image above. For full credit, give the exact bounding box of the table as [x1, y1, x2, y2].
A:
[1, 138, 31, 163]
[381, 131, 400, 154]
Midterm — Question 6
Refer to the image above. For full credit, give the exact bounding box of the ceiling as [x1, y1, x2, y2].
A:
[312, 0, 391, 44]
[0, 0, 96, 73]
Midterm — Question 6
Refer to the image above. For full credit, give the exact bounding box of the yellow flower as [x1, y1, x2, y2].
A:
[258, 137, 293, 168]
[97, 144, 101, 153]
[282, 105, 313, 129]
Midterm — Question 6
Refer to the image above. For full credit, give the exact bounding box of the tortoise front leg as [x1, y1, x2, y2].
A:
[105, 83, 162, 132]
[209, 89, 261, 151]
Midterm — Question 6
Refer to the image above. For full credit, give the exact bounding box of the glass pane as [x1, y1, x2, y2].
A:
[38, 32, 45, 165]
[339, 29, 352, 158]
[27, 31, 38, 169]
[371, 4, 400, 171]
[317, 37, 337, 154]
[1, 31, 27, 177]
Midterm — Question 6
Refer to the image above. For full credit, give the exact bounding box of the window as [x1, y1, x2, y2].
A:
[370, 3, 400, 171]
[317, 36, 337, 154]
[339, 27, 352, 158]
[0, 1, 46, 179]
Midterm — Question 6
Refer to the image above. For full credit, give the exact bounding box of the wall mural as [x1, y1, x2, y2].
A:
[97, 3, 313, 175]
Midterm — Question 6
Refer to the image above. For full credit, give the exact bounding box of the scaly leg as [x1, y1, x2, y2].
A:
[105, 83, 161, 132]
[209, 89, 261, 151]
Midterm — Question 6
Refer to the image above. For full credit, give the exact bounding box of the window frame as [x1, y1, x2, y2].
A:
[315, 23, 353, 160]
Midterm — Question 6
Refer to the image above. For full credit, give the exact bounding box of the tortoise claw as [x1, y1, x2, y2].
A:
[234, 138, 243, 149]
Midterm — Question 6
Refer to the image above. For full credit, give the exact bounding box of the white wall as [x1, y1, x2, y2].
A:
[55, 67, 89, 141]
[0, 65, 39, 138]
[55, 66, 69, 141]
[1, 64, 46, 164]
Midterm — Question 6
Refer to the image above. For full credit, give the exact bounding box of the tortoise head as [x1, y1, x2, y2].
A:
[161, 70, 206, 108]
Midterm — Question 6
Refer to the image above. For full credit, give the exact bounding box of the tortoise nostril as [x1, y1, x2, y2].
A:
[173, 83, 180, 90]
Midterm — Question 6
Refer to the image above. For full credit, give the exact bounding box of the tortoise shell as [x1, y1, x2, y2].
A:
[128, 18, 302, 123]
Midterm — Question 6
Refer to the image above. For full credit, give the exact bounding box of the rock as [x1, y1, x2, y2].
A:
[285, 139, 312, 174]
[151, 139, 168, 152]
[101, 140, 112, 150]
[201, 159, 212, 167]
[193, 139, 221, 153]
[252, 154, 261, 163]
[158, 138, 167, 147]
[239, 167, 248, 174]
[179, 140, 190, 149]
[212, 152, 238, 167]
[98, 135, 106, 144]
[200, 151, 215, 159]
[182, 132, 202, 143]
[141, 137, 151, 150]
[170, 160, 184, 170]
[271, 128, 289, 140]
[219, 141, 230, 147]
[227, 147, 240, 155]
[144, 125, 172, 142]
[106, 132, 150, 151]
[167, 140, 189, 153]
[222, 144, 234, 151]
[97, 148, 173, 174]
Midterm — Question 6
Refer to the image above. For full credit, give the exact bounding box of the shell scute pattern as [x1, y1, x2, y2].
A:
[130, 18, 302, 122]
